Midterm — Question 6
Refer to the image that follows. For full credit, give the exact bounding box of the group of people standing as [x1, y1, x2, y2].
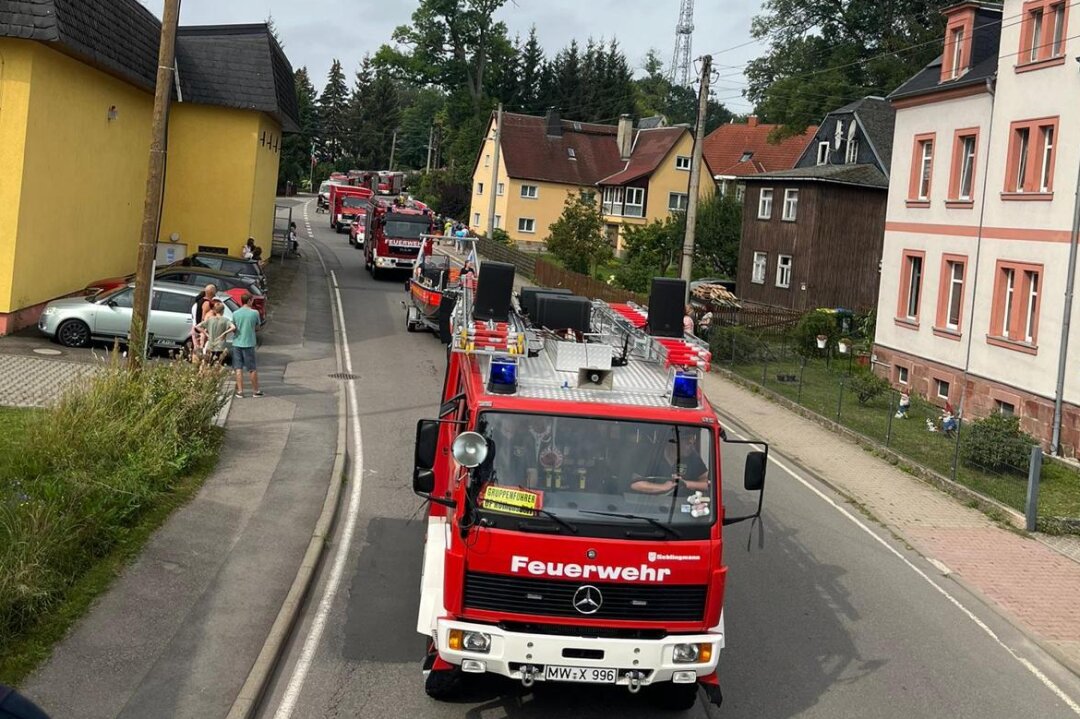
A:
[190, 284, 262, 398]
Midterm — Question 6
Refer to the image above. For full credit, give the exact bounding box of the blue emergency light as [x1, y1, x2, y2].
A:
[671, 369, 699, 408]
[487, 356, 518, 394]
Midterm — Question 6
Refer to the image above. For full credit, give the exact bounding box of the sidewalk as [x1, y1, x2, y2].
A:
[703, 372, 1080, 674]
[0, 353, 99, 407]
[20, 256, 343, 718]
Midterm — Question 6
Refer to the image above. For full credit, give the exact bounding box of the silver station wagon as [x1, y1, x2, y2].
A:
[38, 281, 240, 349]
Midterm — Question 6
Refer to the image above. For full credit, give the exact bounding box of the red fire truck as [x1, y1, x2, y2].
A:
[411, 271, 767, 710]
[363, 199, 435, 278]
[329, 185, 373, 233]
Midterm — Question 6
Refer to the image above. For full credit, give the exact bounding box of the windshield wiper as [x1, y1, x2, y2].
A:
[578, 510, 682, 539]
[481, 498, 579, 533]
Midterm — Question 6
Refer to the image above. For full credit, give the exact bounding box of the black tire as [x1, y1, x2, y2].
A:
[647, 682, 700, 711]
[371, 266, 382, 280]
[424, 667, 464, 700]
[56, 319, 90, 348]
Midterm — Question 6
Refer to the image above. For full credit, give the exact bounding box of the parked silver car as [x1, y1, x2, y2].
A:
[38, 281, 240, 349]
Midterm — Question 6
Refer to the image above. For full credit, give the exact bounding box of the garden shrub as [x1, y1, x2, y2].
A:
[961, 412, 1036, 474]
[791, 310, 838, 357]
[848, 369, 889, 405]
[710, 326, 762, 364]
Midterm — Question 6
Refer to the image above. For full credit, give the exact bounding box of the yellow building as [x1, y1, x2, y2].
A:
[469, 111, 714, 254]
[0, 6, 298, 333]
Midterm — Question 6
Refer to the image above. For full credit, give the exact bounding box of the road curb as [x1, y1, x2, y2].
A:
[227, 202, 349, 719]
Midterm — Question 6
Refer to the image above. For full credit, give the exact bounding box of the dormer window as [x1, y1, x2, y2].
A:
[567, 147, 577, 160]
[950, 27, 964, 78]
[740, 151, 753, 162]
[940, 7, 975, 82]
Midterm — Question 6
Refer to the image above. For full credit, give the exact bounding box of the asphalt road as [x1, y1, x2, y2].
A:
[257, 204, 1080, 718]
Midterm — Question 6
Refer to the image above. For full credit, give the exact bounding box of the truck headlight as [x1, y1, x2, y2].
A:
[448, 629, 491, 653]
[672, 643, 712, 664]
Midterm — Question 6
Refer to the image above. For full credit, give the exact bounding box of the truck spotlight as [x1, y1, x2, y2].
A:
[670, 370, 699, 408]
[487, 355, 518, 394]
[452, 432, 489, 468]
[672, 643, 712, 664]
[462, 631, 492, 653]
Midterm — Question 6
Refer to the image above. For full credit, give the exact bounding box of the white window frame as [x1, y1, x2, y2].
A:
[958, 135, 976, 200]
[1030, 8, 1045, 63]
[1002, 267, 1016, 335]
[1052, 3, 1066, 55]
[472, 212, 481, 226]
[735, 184, 745, 202]
[996, 400, 1016, 416]
[936, 379, 950, 400]
[946, 261, 964, 329]
[675, 155, 691, 171]
[950, 27, 964, 78]
[816, 142, 829, 165]
[782, 189, 798, 221]
[897, 366, 909, 385]
[518, 217, 536, 234]
[758, 188, 773, 219]
[484, 154, 491, 167]
[624, 187, 644, 218]
[918, 140, 933, 200]
[494, 214, 502, 229]
[497, 182, 505, 196]
[1040, 126, 1054, 193]
[1025, 270, 1039, 343]
[520, 184, 539, 199]
[668, 192, 689, 212]
[906, 255, 923, 320]
[476, 182, 484, 195]
[776, 254, 792, 288]
[1016, 128, 1031, 192]
[845, 136, 859, 164]
[567, 147, 577, 159]
[751, 252, 767, 284]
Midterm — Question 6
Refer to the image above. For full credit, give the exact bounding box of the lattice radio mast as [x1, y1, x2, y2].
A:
[669, 0, 695, 86]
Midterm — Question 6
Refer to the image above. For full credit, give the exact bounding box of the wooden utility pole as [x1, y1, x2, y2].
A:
[680, 54, 712, 300]
[425, 125, 434, 173]
[486, 103, 503, 236]
[129, 0, 181, 368]
[388, 129, 398, 170]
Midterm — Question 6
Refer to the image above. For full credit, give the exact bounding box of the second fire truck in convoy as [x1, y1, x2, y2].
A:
[411, 267, 768, 711]
[363, 198, 435, 278]
[329, 185, 373, 233]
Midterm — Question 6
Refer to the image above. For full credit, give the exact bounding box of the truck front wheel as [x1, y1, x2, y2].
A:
[424, 667, 463, 699]
[647, 682, 700, 711]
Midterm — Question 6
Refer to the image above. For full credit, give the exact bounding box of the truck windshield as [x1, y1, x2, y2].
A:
[342, 196, 367, 209]
[475, 413, 716, 536]
[385, 220, 428, 239]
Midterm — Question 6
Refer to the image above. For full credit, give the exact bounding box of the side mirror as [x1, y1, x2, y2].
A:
[744, 450, 767, 492]
[107, 300, 118, 308]
[412, 419, 440, 496]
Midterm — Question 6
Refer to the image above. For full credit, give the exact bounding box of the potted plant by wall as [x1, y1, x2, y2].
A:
[816, 334, 828, 349]
[838, 337, 851, 354]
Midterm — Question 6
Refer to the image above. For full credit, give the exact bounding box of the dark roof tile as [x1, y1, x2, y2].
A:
[599, 127, 687, 186]
[746, 163, 889, 189]
[498, 112, 624, 185]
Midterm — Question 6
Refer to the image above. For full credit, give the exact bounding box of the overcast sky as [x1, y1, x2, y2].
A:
[142, 1, 763, 112]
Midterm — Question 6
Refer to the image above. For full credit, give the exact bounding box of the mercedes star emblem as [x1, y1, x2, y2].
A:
[586, 549, 597, 559]
[573, 585, 603, 615]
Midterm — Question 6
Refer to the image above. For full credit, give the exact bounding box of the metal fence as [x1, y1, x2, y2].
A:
[711, 333, 1080, 534]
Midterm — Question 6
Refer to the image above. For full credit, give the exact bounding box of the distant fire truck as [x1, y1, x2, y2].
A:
[363, 199, 435, 278]
[329, 185, 373, 233]
[411, 269, 768, 710]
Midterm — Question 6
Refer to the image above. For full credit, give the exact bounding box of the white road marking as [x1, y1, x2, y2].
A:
[273, 209, 366, 719]
[926, 557, 952, 576]
[725, 427, 1080, 714]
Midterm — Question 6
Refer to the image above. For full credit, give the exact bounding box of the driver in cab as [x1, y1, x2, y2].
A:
[631, 430, 708, 495]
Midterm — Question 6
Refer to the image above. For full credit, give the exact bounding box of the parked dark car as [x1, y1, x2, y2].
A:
[173, 253, 266, 291]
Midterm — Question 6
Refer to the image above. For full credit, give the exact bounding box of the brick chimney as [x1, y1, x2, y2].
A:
[545, 108, 562, 138]
[747, 115, 759, 128]
[617, 115, 634, 161]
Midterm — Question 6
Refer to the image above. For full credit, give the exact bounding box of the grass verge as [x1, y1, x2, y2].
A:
[0, 355, 227, 684]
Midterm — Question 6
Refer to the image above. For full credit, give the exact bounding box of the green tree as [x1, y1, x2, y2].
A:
[345, 56, 374, 164]
[375, 0, 510, 106]
[552, 41, 584, 117]
[364, 68, 401, 168]
[745, 0, 947, 132]
[318, 59, 350, 162]
[547, 190, 611, 274]
[279, 67, 318, 189]
[518, 27, 546, 112]
[622, 214, 685, 278]
[397, 88, 447, 170]
[693, 191, 742, 278]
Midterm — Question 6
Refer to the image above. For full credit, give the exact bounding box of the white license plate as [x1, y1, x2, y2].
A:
[544, 665, 617, 684]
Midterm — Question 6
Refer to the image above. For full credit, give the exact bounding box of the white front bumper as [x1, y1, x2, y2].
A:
[375, 256, 416, 269]
[434, 618, 721, 686]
